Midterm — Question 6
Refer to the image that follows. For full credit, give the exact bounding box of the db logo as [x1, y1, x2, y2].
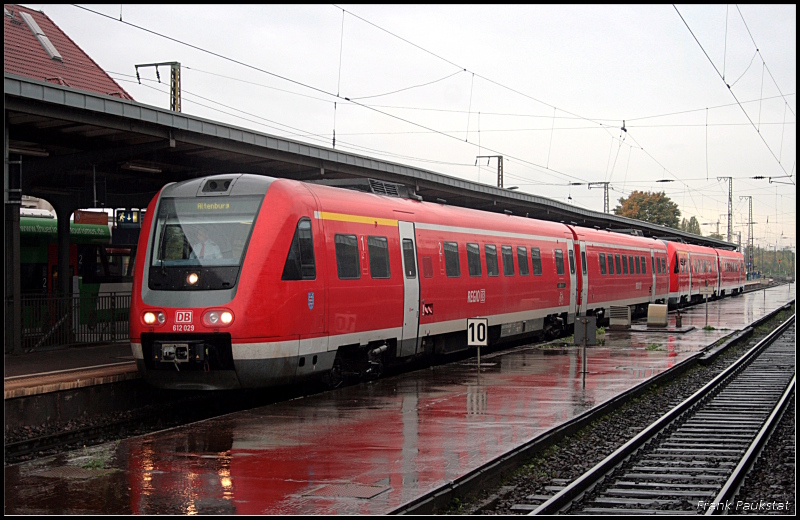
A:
[175, 311, 193, 323]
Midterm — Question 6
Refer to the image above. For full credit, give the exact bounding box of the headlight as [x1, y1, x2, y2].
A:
[187, 273, 199, 285]
[143, 311, 165, 325]
[203, 309, 234, 327]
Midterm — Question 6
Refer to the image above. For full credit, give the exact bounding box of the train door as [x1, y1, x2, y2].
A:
[398, 221, 420, 357]
[687, 252, 693, 300]
[578, 240, 588, 315]
[649, 249, 657, 303]
[566, 237, 577, 322]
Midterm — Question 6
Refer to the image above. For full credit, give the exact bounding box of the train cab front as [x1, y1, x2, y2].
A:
[131, 174, 269, 390]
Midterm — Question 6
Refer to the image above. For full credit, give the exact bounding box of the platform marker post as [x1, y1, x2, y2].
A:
[700, 283, 713, 328]
[467, 318, 488, 381]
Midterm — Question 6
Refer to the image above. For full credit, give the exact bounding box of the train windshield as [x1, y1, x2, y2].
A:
[151, 196, 261, 267]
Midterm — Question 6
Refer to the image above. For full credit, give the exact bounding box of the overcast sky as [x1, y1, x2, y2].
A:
[24, 4, 796, 251]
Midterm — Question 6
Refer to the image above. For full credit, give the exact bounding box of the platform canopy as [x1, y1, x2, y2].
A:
[5, 73, 735, 249]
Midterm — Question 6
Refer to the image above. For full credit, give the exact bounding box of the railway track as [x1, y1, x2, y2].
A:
[530, 314, 795, 515]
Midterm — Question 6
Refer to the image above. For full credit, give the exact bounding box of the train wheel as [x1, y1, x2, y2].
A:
[365, 357, 383, 380]
[543, 323, 559, 340]
[324, 359, 344, 389]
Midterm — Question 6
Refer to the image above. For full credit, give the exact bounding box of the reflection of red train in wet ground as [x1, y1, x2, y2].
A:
[123, 344, 679, 514]
[129, 174, 743, 390]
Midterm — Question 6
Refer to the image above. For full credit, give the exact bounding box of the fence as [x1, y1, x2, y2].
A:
[20, 292, 130, 351]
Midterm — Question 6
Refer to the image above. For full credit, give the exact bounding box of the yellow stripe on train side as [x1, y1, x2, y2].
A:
[314, 211, 398, 227]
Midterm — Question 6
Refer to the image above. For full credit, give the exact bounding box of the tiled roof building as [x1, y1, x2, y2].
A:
[4, 4, 133, 99]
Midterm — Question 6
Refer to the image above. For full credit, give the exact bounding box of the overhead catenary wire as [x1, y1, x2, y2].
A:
[82, 5, 593, 185]
[90, 5, 791, 232]
[673, 5, 795, 184]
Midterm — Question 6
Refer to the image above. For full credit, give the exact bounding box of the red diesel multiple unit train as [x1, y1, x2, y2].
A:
[666, 241, 746, 305]
[129, 174, 744, 390]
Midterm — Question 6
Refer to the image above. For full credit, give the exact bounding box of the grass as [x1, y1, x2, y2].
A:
[81, 457, 105, 470]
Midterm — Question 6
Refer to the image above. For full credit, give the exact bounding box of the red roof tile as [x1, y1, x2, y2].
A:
[4, 4, 133, 100]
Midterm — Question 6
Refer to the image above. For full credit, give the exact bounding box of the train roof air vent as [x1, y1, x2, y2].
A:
[311, 178, 418, 200]
[368, 179, 401, 197]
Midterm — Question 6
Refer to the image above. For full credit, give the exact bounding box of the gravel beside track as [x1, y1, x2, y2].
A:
[446, 304, 795, 515]
[731, 396, 795, 515]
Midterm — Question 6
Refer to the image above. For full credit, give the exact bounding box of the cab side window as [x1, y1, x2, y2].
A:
[281, 218, 316, 280]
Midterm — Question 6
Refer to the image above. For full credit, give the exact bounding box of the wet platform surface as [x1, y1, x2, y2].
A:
[5, 284, 794, 515]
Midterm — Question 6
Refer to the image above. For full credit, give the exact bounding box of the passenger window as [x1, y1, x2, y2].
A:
[641, 256, 646, 275]
[402, 239, 417, 279]
[517, 246, 529, 276]
[615, 254, 622, 275]
[335, 234, 360, 279]
[502, 246, 515, 276]
[581, 251, 587, 275]
[368, 236, 390, 279]
[281, 218, 316, 280]
[634, 255, 640, 274]
[622, 254, 628, 275]
[629, 255, 635, 274]
[555, 249, 565, 275]
[531, 247, 542, 276]
[444, 241, 460, 277]
[485, 245, 499, 277]
[467, 243, 482, 277]
[599, 253, 607, 275]
[568, 249, 575, 275]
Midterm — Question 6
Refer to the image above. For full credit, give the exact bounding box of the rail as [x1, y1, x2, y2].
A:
[530, 314, 795, 514]
[18, 292, 130, 351]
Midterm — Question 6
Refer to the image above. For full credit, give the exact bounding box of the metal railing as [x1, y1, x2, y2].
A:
[20, 292, 130, 351]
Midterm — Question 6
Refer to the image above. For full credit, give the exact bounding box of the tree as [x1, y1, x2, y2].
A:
[680, 216, 701, 235]
[708, 232, 724, 241]
[613, 191, 681, 228]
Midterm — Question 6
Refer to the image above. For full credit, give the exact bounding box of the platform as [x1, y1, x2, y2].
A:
[4, 342, 137, 399]
[4, 284, 795, 515]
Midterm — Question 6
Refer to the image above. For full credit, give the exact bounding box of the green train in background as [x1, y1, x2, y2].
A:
[20, 209, 137, 345]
